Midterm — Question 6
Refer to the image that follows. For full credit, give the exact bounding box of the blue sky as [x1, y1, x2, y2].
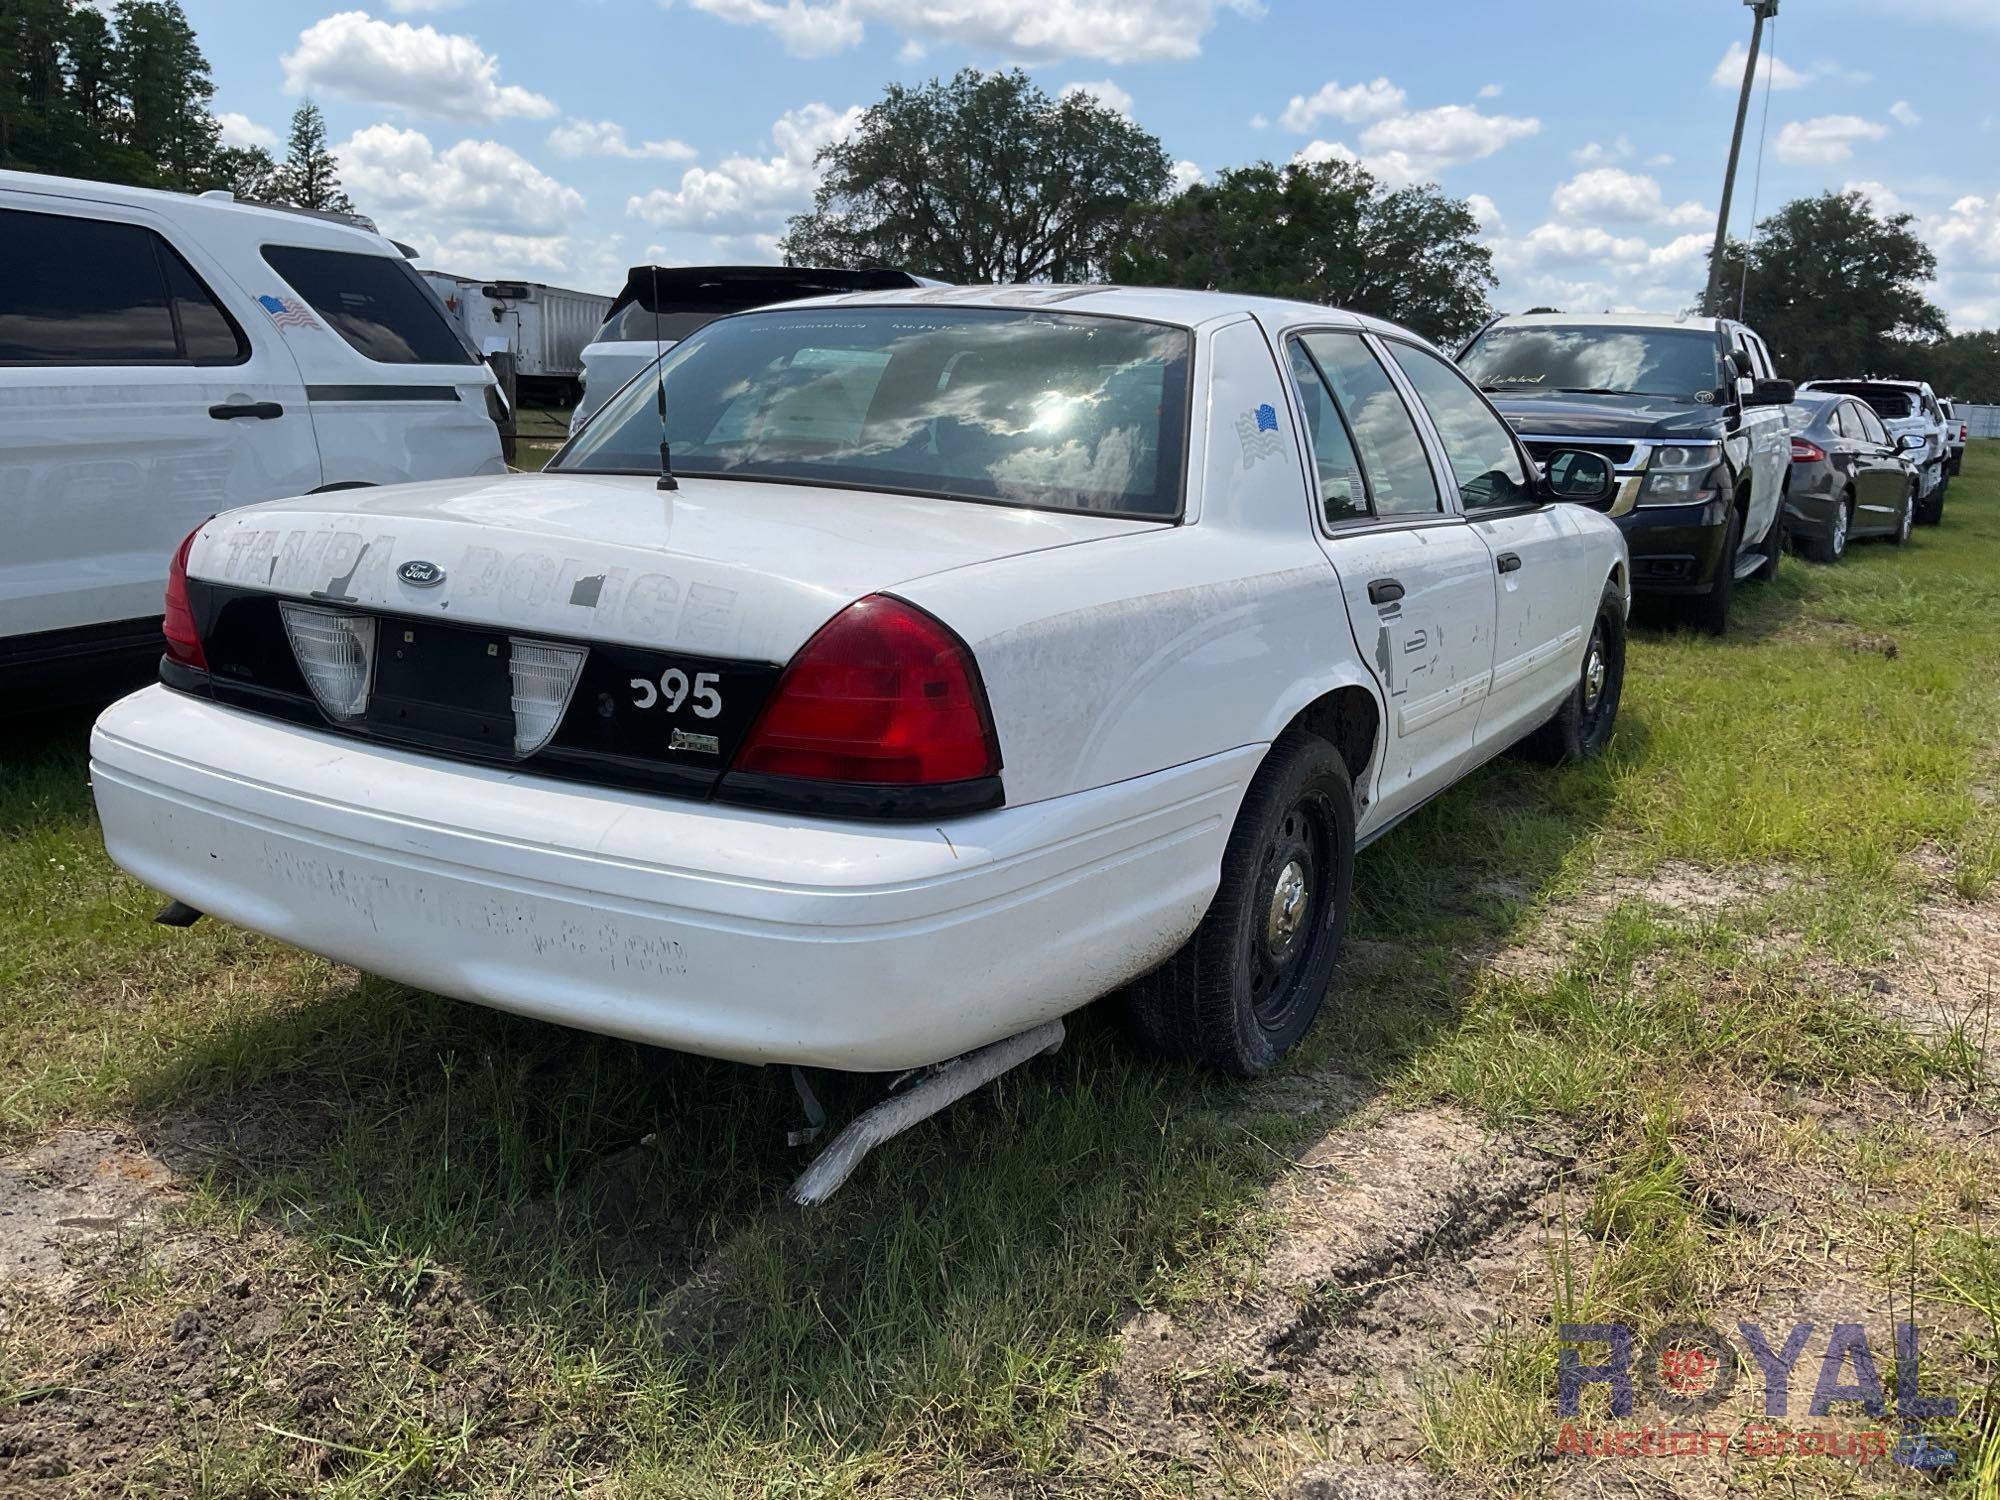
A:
[185, 0, 2000, 327]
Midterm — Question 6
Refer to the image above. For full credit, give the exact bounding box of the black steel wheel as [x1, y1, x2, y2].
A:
[1522, 581, 1626, 764]
[1125, 732, 1354, 1075]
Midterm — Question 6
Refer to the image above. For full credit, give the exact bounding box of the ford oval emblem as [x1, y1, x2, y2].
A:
[398, 559, 445, 588]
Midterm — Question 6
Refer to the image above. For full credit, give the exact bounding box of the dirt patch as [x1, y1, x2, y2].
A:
[0, 1130, 186, 1294]
[1487, 861, 1796, 984]
[1088, 1106, 1570, 1485]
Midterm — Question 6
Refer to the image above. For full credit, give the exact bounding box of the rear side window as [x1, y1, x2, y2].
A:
[1285, 342, 1369, 524]
[262, 245, 476, 365]
[1298, 332, 1440, 517]
[0, 207, 248, 366]
[1852, 403, 1889, 445]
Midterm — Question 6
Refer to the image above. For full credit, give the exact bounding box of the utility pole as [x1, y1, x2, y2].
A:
[1705, 0, 1779, 314]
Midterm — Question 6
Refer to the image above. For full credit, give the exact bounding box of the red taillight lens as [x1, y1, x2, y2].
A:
[1961, 424, 1969, 442]
[1790, 438, 1826, 463]
[163, 525, 208, 671]
[733, 595, 1000, 785]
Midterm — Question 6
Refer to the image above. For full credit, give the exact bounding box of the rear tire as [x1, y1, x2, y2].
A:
[1125, 732, 1354, 1076]
[1523, 582, 1626, 763]
[1889, 483, 1914, 546]
[1689, 506, 1741, 636]
[1805, 493, 1851, 564]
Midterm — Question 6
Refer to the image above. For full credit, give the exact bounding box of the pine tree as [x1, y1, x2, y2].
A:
[271, 100, 353, 213]
[111, 0, 218, 187]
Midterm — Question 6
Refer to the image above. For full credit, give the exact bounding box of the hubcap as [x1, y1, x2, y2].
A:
[1267, 860, 1308, 949]
[1583, 646, 1607, 709]
[1834, 506, 1848, 554]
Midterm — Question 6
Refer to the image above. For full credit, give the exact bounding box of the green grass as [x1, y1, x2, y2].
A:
[5, 450, 2000, 1495]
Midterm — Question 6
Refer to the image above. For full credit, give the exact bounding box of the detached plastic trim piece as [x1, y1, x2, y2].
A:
[717, 769, 1005, 821]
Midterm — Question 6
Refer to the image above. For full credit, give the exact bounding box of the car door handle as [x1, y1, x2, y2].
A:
[1367, 578, 1405, 606]
[208, 401, 284, 420]
[1496, 552, 1524, 574]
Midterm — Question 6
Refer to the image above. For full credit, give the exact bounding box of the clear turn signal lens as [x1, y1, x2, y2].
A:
[508, 637, 587, 756]
[279, 603, 376, 720]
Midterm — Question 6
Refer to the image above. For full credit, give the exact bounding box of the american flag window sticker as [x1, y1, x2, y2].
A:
[1236, 401, 1285, 467]
[257, 294, 321, 330]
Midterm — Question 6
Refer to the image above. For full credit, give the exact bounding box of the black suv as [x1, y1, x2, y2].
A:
[1458, 314, 1795, 634]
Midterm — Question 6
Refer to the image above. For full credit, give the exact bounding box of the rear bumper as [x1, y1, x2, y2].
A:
[90, 687, 1242, 1071]
[1613, 499, 1729, 596]
[1783, 466, 1841, 539]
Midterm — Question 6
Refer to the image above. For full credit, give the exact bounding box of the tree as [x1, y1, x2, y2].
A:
[1109, 158, 1496, 345]
[781, 69, 1170, 282]
[1706, 190, 1946, 375]
[208, 142, 277, 200]
[270, 99, 353, 213]
[1891, 329, 2000, 404]
[113, 0, 219, 187]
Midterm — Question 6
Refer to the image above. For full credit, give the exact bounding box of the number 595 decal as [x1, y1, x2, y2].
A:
[630, 668, 722, 718]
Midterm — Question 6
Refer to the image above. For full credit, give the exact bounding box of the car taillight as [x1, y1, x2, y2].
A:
[1961, 424, 1969, 442]
[1790, 438, 1826, 463]
[733, 595, 1000, 785]
[163, 526, 208, 670]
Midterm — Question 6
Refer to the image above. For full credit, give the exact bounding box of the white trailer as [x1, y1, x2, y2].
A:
[420, 272, 612, 394]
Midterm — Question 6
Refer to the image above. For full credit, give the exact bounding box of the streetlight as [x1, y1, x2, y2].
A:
[1704, 0, 1779, 314]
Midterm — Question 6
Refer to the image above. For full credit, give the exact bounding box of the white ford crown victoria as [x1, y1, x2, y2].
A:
[92, 287, 1629, 1080]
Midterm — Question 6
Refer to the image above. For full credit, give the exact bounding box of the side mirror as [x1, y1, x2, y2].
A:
[1542, 448, 1616, 504]
[1897, 432, 1927, 453]
[1744, 378, 1794, 408]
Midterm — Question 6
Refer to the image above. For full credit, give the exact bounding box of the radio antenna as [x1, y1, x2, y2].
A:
[650, 263, 677, 492]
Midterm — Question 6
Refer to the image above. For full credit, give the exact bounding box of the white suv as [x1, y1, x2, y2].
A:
[0, 170, 506, 697]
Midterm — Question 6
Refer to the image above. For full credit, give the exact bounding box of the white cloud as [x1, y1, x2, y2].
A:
[1889, 99, 1921, 127]
[1645, 152, 1675, 167]
[678, 0, 1262, 64]
[1569, 136, 1633, 166]
[1248, 111, 1268, 129]
[282, 12, 556, 123]
[547, 118, 696, 162]
[1058, 78, 1133, 117]
[1772, 114, 1889, 166]
[1465, 192, 1503, 233]
[1278, 77, 1405, 132]
[1477, 82, 1502, 100]
[1933, 193, 2000, 267]
[337, 123, 584, 236]
[1357, 103, 1540, 177]
[1711, 40, 1807, 90]
[625, 101, 860, 234]
[1551, 168, 1707, 228]
[216, 112, 277, 150]
[1168, 159, 1204, 194]
[385, 0, 464, 10]
[1845, 178, 1911, 218]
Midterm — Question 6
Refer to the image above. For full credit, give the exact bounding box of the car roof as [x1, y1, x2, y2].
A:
[1487, 311, 1727, 334]
[773, 282, 1426, 342]
[1801, 378, 1928, 393]
[0, 167, 400, 255]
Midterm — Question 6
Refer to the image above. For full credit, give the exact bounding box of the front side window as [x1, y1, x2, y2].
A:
[1297, 332, 1440, 517]
[1386, 341, 1535, 511]
[1459, 324, 1727, 403]
[0, 207, 247, 366]
[262, 245, 477, 365]
[556, 307, 1191, 518]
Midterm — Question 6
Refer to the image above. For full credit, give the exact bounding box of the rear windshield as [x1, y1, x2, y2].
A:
[262, 245, 478, 365]
[555, 307, 1192, 518]
[594, 303, 719, 344]
[1459, 324, 1725, 402]
[1811, 385, 1916, 419]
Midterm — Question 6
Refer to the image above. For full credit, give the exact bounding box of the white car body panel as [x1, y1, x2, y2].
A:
[93, 285, 1628, 1070]
[573, 339, 668, 432]
[0, 169, 504, 650]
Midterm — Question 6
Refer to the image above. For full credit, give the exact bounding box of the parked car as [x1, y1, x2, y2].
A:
[1941, 397, 1967, 475]
[1798, 379, 1950, 524]
[1781, 394, 1918, 563]
[1457, 312, 1793, 635]
[92, 288, 1629, 1081]
[0, 170, 506, 700]
[569, 265, 935, 432]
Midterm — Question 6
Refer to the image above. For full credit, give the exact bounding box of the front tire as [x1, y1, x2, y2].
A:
[1805, 492, 1851, 564]
[1689, 506, 1741, 636]
[1125, 732, 1355, 1075]
[1524, 582, 1626, 763]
